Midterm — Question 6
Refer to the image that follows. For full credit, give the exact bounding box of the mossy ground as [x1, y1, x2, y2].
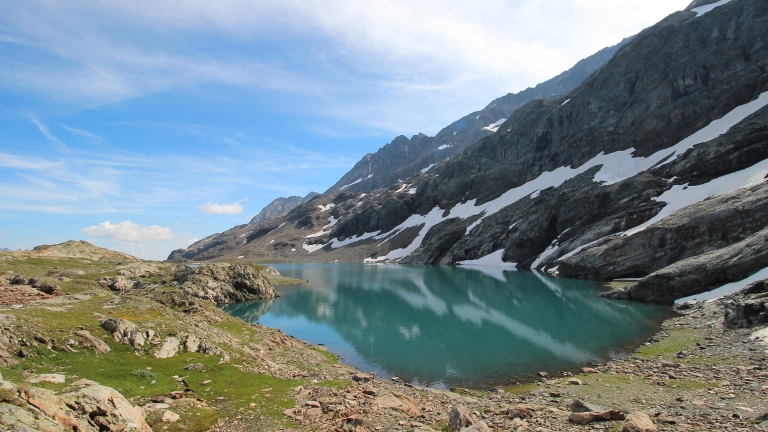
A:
[0, 254, 351, 430]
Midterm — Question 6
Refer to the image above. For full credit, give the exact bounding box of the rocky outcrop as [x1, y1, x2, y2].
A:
[62, 385, 152, 431]
[612, 227, 768, 303]
[724, 279, 768, 328]
[100, 317, 146, 348]
[96, 276, 143, 292]
[117, 263, 160, 278]
[176, 263, 279, 305]
[0, 372, 151, 432]
[560, 183, 768, 281]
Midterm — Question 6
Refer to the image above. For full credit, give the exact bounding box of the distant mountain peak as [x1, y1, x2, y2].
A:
[249, 192, 319, 225]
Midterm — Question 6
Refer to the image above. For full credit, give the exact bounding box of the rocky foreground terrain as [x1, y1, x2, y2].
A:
[1, 240, 768, 431]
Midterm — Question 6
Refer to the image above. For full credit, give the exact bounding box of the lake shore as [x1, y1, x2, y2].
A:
[0, 247, 766, 431]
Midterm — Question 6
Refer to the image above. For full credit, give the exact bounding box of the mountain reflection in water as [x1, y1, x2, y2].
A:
[222, 264, 672, 389]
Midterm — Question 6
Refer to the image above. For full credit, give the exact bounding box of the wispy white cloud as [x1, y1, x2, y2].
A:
[198, 200, 247, 215]
[0, 0, 691, 134]
[61, 124, 104, 141]
[27, 114, 71, 153]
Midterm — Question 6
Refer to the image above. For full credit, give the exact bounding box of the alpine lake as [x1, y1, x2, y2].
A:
[222, 263, 674, 390]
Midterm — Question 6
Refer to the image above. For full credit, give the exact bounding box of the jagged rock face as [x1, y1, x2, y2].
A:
[250, 192, 319, 225]
[325, 38, 631, 195]
[615, 226, 768, 303]
[724, 279, 768, 328]
[176, 263, 279, 305]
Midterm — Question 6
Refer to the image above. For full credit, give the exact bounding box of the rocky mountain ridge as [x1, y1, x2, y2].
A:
[324, 38, 632, 195]
[171, 0, 768, 304]
[250, 192, 319, 225]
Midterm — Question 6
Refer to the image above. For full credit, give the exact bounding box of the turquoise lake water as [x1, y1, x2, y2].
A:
[222, 263, 673, 389]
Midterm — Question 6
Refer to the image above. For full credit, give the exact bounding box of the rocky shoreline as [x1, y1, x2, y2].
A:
[1, 242, 768, 431]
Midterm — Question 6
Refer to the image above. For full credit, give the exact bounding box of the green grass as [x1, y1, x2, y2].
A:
[145, 400, 219, 432]
[502, 382, 538, 395]
[636, 329, 707, 359]
[4, 337, 300, 419]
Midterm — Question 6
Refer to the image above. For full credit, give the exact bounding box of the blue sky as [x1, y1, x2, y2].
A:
[0, 0, 691, 259]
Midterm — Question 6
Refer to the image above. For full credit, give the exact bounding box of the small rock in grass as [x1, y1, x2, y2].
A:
[567, 378, 584, 385]
[27, 374, 66, 384]
[183, 363, 205, 371]
[161, 410, 180, 423]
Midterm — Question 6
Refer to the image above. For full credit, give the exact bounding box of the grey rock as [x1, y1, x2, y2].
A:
[724, 279, 768, 328]
[154, 337, 180, 359]
[623, 227, 768, 303]
[100, 317, 145, 348]
[449, 404, 478, 431]
[75, 330, 110, 354]
[9, 276, 26, 285]
[570, 400, 605, 413]
[176, 263, 279, 305]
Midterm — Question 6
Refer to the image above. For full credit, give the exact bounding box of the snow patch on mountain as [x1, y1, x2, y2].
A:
[691, 0, 732, 16]
[481, 118, 507, 133]
[303, 243, 325, 253]
[676, 266, 768, 304]
[457, 250, 517, 268]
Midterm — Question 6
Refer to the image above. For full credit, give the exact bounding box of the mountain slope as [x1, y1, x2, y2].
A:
[250, 192, 319, 225]
[171, 0, 768, 304]
[325, 38, 632, 194]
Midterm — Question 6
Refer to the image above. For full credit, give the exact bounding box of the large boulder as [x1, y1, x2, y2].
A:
[176, 263, 279, 305]
[96, 276, 142, 292]
[0, 402, 64, 432]
[62, 385, 152, 431]
[449, 404, 478, 431]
